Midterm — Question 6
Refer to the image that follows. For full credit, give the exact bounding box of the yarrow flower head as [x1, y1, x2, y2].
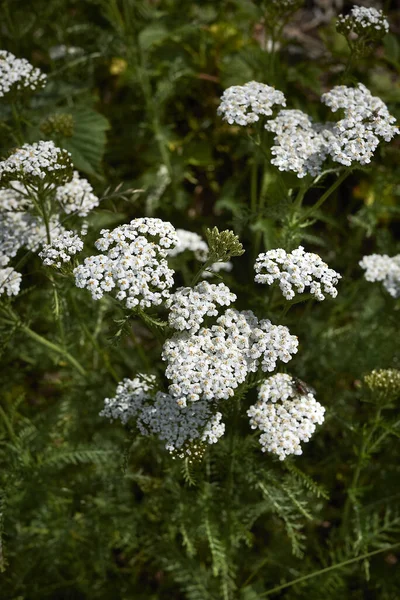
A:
[166, 281, 236, 333]
[0, 265, 22, 297]
[337, 6, 389, 40]
[321, 84, 398, 166]
[0, 50, 46, 98]
[255, 246, 341, 301]
[162, 308, 298, 406]
[218, 81, 286, 126]
[100, 374, 225, 455]
[55, 171, 99, 217]
[359, 253, 400, 298]
[0, 141, 73, 187]
[0, 181, 31, 211]
[248, 373, 325, 460]
[39, 231, 84, 268]
[0, 210, 64, 259]
[74, 218, 178, 309]
[265, 109, 335, 178]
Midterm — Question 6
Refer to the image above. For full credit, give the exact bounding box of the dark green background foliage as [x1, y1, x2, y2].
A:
[1, 0, 400, 598]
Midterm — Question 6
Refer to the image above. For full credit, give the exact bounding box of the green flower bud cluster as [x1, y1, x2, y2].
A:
[205, 227, 245, 263]
[364, 369, 400, 404]
[40, 113, 75, 138]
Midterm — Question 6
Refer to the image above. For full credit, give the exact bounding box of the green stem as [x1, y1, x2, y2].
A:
[0, 405, 17, 443]
[297, 170, 350, 225]
[191, 258, 214, 286]
[68, 294, 119, 382]
[341, 50, 355, 83]
[1, 309, 85, 377]
[341, 408, 382, 530]
[259, 543, 400, 597]
[250, 158, 258, 215]
[10, 102, 24, 145]
[21, 323, 86, 377]
[369, 419, 400, 454]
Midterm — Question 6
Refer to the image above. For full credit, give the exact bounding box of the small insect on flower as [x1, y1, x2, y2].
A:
[293, 377, 316, 397]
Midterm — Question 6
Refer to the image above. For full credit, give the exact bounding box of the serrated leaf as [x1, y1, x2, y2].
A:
[62, 107, 110, 178]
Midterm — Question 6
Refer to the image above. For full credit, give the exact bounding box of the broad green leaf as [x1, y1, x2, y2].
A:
[62, 107, 110, 178]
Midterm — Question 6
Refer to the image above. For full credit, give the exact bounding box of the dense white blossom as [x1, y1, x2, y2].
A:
[74, 218, 178, 308]
[218, 81, 286, 126]
[0, 50, 46, 98]
[39, 231, 84, 268]
[0, 181, 31, 211]
[255, 246, 341, 301]
[166, 281, 236, 333]
[100, 375, 156, 424]
[265, 109, 335, 178]
[137, 394, 225, 453]
[257, 373, 296, 403]
[359, 253, 400, 298]
[55, 171, 99, 216]
[168, 229, 208, 260]
[321, 84, 398, 166]
[338, 6, 389, 35]
[163, 325, 248, 405]
[0, 265, 22, 296]
[162, 309, 298, 406]
[100, 374, 225, 453]
[248, 374, 325, 460]
[218, 309, 299, 373]
[0, 211, 64, 259]
[0, 141, 73, 186]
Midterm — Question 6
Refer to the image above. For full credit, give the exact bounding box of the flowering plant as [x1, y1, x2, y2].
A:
[0, 2, 400, 599]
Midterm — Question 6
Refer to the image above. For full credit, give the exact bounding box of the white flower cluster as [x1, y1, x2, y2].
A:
[218, 82, 398, 176]
[168, 229, 208, 260]
[74, 218, 178, 308]
[265, 109, 335, 178]
[162, 308, 298, 406]
[0, 211, 64, 258]
[55, 171, 99, 217]
[248, 374, 325, 460]
[0, 50, 47, 98]
[100, 374, 225, 453]
[0, 182, 31, 211]
[218, 81, 286, 126]
[100, 375, 157, 424]
[166, 281, 236, 333]
[39, 231, 84, 268]
[0, 141, 73, 186]
[254, 246, 341, 301]
[359, 253, 400, 298]
[138, 394, 225, 453]
[321, 83, 398, 166]
[338, 6, 389, 35]
[0, 265, 22, 296]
